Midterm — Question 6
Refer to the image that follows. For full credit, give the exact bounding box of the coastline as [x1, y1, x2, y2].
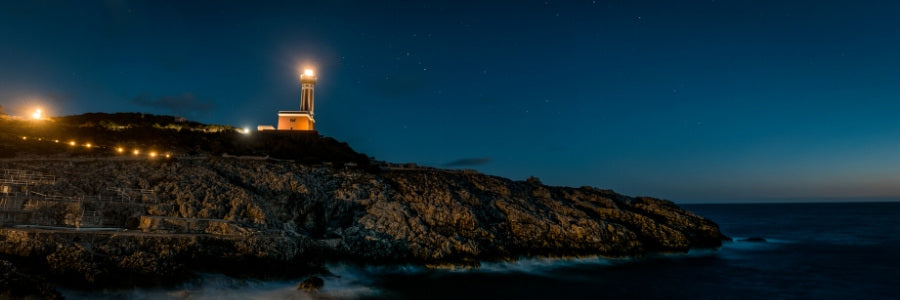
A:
[1, 157, 726, 296]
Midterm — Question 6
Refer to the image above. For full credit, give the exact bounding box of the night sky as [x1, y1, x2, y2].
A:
[3, 1, 900, 203]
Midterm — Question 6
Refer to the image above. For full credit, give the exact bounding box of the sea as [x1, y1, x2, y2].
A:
[62, 202, 900, 299]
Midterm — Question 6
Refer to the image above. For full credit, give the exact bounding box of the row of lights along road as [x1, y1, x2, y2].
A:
[20, 136, 171, 159]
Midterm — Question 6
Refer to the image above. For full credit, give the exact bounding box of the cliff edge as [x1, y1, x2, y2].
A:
[0, 158, 726, 289]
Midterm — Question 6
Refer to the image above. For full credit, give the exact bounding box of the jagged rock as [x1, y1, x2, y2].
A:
[0, 158, 727, 287]
[297, 276, 324, 292]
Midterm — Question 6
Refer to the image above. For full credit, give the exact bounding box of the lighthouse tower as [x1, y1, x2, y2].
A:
[277, 69, 317, 131]
[300, 69, 316, 114]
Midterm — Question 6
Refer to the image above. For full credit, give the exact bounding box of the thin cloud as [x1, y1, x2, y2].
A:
[132, 93, 214, 116]
[444, 157, 492, 167]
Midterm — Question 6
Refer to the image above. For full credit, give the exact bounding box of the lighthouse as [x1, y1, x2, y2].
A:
[300, 69, 316, 114]
[276, 69, 317, 131]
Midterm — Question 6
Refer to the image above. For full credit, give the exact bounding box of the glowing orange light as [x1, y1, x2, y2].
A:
[116, 147, 124, 153]
[303, 69, 314, 77]
[149, 151, 157, 158]
[85, 143, 92, 148]
[69, 141, 76, 146]
[165, 154, 171, 158]
[133, 149, 140, 155]
[22, 136, 27, 140]
[54, 140, 59, 143]
[31, 109, 42, 120]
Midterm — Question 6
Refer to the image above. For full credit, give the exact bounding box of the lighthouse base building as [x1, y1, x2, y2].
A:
[276, 111, 314, 131]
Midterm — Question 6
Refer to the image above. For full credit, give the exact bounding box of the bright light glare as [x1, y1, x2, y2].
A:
[165, 154, 171, 158]
[31, 109, 42, 120]
[117, 147, 124, 153]
[85, 143, 92, 148]
[149, 151, 157, 158]
[133, 149, 140, 155]
[241, 127, 251, 134]
[69, 141, 76, 146]
[304, 69, 314, 77]
[21, 136, 27, 140]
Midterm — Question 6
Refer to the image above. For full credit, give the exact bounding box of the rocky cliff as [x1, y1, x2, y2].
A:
[0, 157, 726, 293]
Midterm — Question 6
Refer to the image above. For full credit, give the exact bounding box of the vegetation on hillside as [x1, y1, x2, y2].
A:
[0, 112, 370, 167]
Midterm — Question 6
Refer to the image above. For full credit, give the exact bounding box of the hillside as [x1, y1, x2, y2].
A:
[0, 112, 370, 166]
[0, 113, 727, 296]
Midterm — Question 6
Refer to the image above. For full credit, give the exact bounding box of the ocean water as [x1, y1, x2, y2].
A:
[63, 202, 900, 299]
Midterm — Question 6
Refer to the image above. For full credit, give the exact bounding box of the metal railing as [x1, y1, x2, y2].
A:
[0, 169, 56, 185]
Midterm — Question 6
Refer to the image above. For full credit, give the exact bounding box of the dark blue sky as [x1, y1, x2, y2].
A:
[3, 1, 900, 203]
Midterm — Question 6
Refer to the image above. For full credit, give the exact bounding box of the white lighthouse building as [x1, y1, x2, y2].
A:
[276, 69, 317, 131]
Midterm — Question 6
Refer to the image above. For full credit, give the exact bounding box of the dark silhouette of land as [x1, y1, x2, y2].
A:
[1, 112, 370, 167]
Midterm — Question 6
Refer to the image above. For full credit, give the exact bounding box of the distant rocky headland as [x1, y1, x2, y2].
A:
[0, 113, 727, 298]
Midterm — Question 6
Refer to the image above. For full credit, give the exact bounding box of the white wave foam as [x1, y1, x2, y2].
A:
[60, 272, 380, 300]
[59, 252, 724, 299]
[475, 256, 619, 275]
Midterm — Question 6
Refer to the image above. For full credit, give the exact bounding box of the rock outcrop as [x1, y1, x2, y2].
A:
[297, 276, 324, 292]
[0, 157, 727, 292]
